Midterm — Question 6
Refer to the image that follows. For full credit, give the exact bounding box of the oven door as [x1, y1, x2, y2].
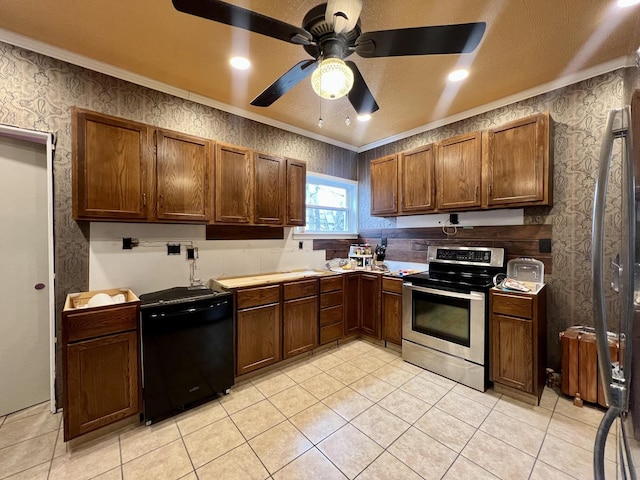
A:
[402, 283, 486, 365]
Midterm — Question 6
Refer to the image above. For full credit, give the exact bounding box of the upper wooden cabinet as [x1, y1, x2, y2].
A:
[399, 144, 435, 214]
[370, 154, 398, 216]
[215, 143, 254, 224]
[485, 113, 553, 207]
[73, 108, 151, 221]
[286, 158, 306, 226]
[254, 153, 285, 225]
[155, 129, 212, 223]
[436, 131, 482, 211]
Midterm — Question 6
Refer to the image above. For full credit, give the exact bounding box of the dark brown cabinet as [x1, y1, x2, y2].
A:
[73, 108, 151, 221]
[344, 273, 361, 336]
[399, 145, 435, 214]
[486, 113, 552, 207]
[62, 290, 141, 441]
[370, 154, 398, 216]
[236, 285, 281, 376]
[254, 153, 285, 225]
[360, 273, 381, 338]
[381, 277, 403, 345]
[155, 129, 213, 222]
[283, 279, 318, 358]
[286, 158, 307, 226]
[215, 143, 254, 224]
[343, 273, 381, 339]
[319, 276, 344, 345]
[436, 131, 482, 211]
[490, 285, 547, 404]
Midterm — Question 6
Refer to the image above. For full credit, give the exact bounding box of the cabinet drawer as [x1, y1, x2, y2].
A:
[320, 291, 343, 309]
[492, 292, 533, 318]
[320, 305, 343, 326]
[237, 285, 280, 309]
[65, 304, 138, 343]
[320, 323, 344, 344]
[320, 276, 343, 293]
[382, 277, 403, 294]
[283, 279, 318, 300]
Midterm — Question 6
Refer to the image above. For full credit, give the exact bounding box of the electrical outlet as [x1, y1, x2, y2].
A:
[186, 247, 195, 260]
[122, 238, 139, 249]
[167, 243, 181, 255]
[449, 214, 459, 225]
[298, 241, 304, 250]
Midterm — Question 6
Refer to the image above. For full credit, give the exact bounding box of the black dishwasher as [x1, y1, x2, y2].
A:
[139, 287, 233, 424]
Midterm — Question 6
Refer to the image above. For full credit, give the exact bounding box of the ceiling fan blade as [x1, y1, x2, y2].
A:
[172, 0, 313, 45]
[325, 0, 362, 34]
[251, 60, 317, 107]
[355, 22, 486, 57]
[345, 61, 379, 115]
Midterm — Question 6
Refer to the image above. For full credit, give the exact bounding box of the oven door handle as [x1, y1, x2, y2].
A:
[405, 284, 484, 301]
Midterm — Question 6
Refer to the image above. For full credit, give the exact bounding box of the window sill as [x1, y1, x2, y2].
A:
[293, 232, 359, 240]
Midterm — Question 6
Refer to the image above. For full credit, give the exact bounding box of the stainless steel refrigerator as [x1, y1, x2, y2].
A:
[592, 104, 637, 479]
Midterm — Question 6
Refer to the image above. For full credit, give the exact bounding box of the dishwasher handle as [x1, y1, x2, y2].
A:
[146, 300, 229, 318]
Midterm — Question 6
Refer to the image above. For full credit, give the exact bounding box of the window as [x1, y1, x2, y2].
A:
[295, 172, 358, 238]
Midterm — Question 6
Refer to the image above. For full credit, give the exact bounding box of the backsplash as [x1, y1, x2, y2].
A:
[89, 223, 326, 295]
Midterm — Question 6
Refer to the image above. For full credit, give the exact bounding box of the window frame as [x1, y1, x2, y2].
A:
[294, 172, 358, 239]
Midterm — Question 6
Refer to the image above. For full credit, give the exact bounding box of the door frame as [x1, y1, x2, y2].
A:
[0, 124, 56, 414]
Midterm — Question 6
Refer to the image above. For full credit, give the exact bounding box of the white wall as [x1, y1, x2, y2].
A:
[89, 223, 327, 295]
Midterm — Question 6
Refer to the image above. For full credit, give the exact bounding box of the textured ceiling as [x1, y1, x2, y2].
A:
[0, 0, 638, 150]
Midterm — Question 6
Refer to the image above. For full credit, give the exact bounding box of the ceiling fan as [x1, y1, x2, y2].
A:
[172, 0, 486, 115]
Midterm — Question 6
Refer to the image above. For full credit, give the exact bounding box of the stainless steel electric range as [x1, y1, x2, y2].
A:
[401, 245, 506, 391]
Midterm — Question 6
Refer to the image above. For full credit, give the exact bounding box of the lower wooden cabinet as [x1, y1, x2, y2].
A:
[360, 274, 381, 339]
[381, 277, 403, 345]
[490, 285, 547, 404]
[319, 276, 344, 345]
[344, 273, 361, 336]
[236, 285, 281, 376]
[62, 290, 141, 441]
[283, 279, 318, 359]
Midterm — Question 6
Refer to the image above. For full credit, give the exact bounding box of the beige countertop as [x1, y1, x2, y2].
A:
[212, 265, 428, 290]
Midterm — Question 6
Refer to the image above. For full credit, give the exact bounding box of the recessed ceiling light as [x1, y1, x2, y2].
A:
[618, 0, 640, 6]
[448, 69, 469, 82]
[357, 114, 371, 122]
[230, 56, 251, 70]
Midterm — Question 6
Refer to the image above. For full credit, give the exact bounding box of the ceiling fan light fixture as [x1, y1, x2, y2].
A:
[618, 0, 640, 7]
[311, 58, 354, 100]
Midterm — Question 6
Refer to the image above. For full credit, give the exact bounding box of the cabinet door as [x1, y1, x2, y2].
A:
[283, 296, 318, 359]
[491, 313, 533, 393]
[73, 109, 150, 220]
[399, 145, 435, 214]
[486, 113, 552, 207]
[215, 143, 254, 223]
[370, 155, 398, 216]
[155, 129, 212, 222]
[255, 153, 285, 225]
[360, 273, 380, 338]
[236, 303, 281, 375]
[64, 331, 140, 440]
[436, 132, 482, 210]
[344, 274, 360, 336]
[286, 158, 306, 226]
[382, 291, 402, 345]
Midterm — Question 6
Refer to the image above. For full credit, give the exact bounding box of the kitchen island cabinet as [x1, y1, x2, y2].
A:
[62, 289, 141, 441]
[236, 285, 281, 376]
[490, 285, 547, 405]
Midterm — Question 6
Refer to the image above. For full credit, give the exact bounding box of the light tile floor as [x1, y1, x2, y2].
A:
[1, 339, 638, 480]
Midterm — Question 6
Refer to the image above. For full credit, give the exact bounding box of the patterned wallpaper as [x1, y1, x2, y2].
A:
[358, 69, 630, 367]
[0, 37, 634, 371]
[0, 41, 357, 318]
